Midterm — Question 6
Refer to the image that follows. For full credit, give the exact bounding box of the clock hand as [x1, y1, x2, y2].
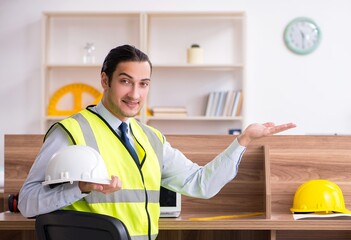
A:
[300, 30, 306, 49]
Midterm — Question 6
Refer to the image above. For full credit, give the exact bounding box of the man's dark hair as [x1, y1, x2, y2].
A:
[101, 45, 152, 84]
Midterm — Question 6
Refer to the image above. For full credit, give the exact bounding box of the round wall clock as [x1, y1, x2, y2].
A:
[284, 17, 321, 55]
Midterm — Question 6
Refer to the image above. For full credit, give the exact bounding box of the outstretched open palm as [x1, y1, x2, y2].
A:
[238, 122, 296, 146]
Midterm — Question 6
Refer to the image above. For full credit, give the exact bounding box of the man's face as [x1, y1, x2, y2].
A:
[101, 61, 151, 121]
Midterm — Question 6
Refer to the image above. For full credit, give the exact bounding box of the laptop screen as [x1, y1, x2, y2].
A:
[159, 186, 181, 217]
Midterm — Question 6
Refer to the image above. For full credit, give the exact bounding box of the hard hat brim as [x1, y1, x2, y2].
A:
[290, 208, 351, 214]
[42, 178, 111, 186]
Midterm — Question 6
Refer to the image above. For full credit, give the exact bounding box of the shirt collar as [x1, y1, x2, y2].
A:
[95, 102, 130, 131]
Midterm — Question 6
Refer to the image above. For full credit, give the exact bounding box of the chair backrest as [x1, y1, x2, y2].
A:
[35, 210, 131, 240]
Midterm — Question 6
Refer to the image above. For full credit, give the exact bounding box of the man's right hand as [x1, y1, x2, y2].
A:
[79, 175, 122, 194]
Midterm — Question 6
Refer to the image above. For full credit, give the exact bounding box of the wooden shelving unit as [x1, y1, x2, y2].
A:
[41, 11, 246, 134]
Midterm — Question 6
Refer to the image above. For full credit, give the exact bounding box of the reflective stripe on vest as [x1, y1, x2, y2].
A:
[52, 107, 164, 240]
[84, 189, 160, 203]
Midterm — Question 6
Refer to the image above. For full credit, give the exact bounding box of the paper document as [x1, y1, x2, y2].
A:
[293, 213, 351, 220]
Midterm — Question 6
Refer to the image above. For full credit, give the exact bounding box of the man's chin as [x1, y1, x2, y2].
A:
[123, 110, 140, 118]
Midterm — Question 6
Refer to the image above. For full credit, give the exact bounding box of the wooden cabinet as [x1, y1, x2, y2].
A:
[41, 12, 246, 134]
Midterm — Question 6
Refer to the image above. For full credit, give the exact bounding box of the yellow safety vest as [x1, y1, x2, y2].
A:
[47, 107, 164, 240]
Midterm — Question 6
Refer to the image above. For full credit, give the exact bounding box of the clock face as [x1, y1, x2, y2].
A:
[284, 17, 321, 55]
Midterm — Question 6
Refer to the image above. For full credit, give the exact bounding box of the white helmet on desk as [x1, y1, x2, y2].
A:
[42, 145, 111, 186]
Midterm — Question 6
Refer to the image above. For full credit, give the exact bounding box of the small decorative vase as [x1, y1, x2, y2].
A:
[187, 44, 204, 64]
[83, 42, 96, 64]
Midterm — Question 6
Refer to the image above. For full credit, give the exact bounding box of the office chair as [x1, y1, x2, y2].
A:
[35, 210, 131, 240]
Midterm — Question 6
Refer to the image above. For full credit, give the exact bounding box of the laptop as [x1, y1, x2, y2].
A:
[159, 186, 181, 217]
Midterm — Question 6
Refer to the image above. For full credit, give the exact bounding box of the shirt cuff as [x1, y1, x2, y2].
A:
[65, 181, 90, 198]
[226, 138, 246, 156]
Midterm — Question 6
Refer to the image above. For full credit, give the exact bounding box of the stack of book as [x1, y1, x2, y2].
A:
[205, 90, 243, 117]
[152, 106, 188, 117]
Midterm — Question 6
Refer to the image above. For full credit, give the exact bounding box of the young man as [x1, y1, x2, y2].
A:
[19, 45, 295, 240]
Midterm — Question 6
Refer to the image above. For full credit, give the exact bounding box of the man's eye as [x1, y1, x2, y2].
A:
[121, 79, 131, 85]
[140, 82, 150, 88]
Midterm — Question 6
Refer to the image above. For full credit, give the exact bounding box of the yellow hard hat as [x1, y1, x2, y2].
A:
[290, 179, 351, 214]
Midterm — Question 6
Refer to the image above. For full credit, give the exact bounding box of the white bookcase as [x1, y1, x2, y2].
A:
[41, 11, 246, 134]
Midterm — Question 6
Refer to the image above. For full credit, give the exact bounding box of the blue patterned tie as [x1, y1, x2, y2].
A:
[119, 122, 139, 165]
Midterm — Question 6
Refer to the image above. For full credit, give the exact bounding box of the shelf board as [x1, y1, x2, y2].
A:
[45, 115, 143, 121]
[147, 116, 242, 121]
[147, 12, 245, 19]
[46, 64, 101, 69]
[152, 64, 243, 70]
[45, 64, 243, 70]
[46, 116, 242, 121]
[45, 116, 66, 121]
[43, 11, 141, 18]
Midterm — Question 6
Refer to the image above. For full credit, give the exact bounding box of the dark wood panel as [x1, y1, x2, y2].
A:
[276, 230, 351, 240]
[0, 230, 36, 240]
[158, 230, 270, 240]
[4, 135, 43, 211]
[166, 135, 266, 214]
[267, 143, 351, 215]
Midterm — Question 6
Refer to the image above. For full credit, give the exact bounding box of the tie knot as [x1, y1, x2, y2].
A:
[119, 122, 128, 133]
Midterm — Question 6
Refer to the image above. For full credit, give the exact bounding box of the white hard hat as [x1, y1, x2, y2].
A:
[42, 145, 111, 186]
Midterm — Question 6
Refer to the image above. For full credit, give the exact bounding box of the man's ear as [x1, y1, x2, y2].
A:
[101, 72, 109, 89]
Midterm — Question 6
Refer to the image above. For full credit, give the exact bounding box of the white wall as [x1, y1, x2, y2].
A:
[1, 0, 351, 183]
[245, 1, 351, 136]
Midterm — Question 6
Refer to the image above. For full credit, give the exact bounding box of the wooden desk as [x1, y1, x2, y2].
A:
[3, 134, 351, 240]
[4, 212, 351, 231]
[0, 212, 36, 240]
[2, 211, 351, 240]
[160, 212, 351, 231]
[0, 212, 34, 230]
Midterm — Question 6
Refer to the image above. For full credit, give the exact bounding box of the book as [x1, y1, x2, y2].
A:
[205, 92, 215, 117]
[235, 91, 243, 116]
[231, 90, 242, 117]
[215, 91, 227, 116]
[205, 90, 243, 117]
[222, 90, 234, 117]
[209, 91, 220, 117]
[152, 112, 188, 117]
[152, 106, 187, 113]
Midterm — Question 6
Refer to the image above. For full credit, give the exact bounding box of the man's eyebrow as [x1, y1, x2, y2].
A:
[118, 72, 151, 81]
[118, 72, 133, 78]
